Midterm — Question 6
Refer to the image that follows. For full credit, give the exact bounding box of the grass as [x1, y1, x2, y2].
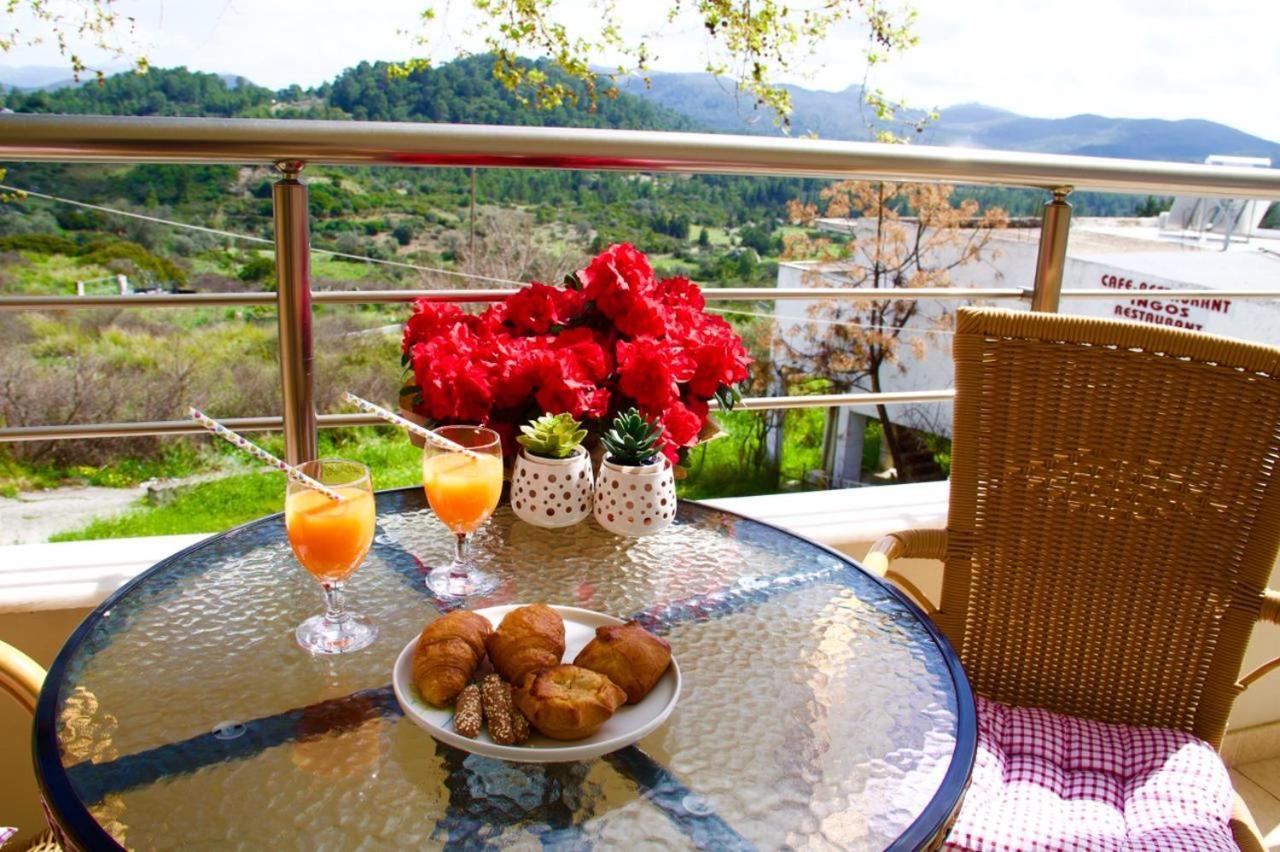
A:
[0, 252, 115, 295]
[697, 226, 734, 247]
[48, 427, 424, 540]
[312, 257, 375, 281]
[0, 444, 214, 496]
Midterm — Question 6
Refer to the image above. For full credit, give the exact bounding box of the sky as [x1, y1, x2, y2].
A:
[2, 0, 1279, 142]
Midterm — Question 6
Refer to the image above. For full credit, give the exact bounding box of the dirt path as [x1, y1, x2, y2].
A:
[0, 484, 146, 545]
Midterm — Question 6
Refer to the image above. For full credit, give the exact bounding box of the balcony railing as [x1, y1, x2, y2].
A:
[2, 114, 1280, 460]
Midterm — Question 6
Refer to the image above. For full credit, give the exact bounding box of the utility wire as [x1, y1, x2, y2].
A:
[0, 183, 527, 287]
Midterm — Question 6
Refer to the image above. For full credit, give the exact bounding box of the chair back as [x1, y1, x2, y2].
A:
[939, 307, 1280, 746]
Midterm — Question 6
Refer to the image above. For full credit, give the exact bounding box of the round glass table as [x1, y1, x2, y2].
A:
[35, 489, 975, 850]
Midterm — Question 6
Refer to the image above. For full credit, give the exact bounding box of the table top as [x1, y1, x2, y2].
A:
[36, 488, 974, 851]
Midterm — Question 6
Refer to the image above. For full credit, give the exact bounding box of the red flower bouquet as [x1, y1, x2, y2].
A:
[401, 244, 752, 465]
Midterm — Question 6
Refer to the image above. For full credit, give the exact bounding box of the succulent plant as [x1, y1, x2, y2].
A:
[517, 412, 588, 459]
[601, 408, 664, 466]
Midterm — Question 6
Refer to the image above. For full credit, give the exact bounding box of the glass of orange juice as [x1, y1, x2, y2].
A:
[286, 459, 378, 654]
[422, 425, 503, 597]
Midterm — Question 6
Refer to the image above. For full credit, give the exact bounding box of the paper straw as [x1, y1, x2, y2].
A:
[343, 393, 483, 460]
[188, 407, 345, 502]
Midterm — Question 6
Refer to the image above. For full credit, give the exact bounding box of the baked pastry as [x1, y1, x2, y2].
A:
[412, 610, 492, 707]
[453, 684, 483, 738]
[486, 604, 566, 686]
[512, 664, 627, 740]
[479, 673, 530, 745]
[573, 621, 672, 704]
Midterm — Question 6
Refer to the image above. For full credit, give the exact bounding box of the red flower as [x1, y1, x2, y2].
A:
[609, 289, 667, 338]
[403, 299, 464, 354]
[552, 326, 613, 383]
[505, 282, 587, 334]
[656, 276, 706, 311]
[662, 399, 705, 448]
[616, 338, 680, 411]
[578, 243, 654, 302]
[398, 244, 751, 468]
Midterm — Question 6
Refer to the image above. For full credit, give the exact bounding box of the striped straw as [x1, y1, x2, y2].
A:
[343, 393, 483, 460]
[188, 407, 345, 502]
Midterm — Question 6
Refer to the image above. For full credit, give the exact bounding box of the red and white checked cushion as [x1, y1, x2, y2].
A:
[945, 696, 1235, 851]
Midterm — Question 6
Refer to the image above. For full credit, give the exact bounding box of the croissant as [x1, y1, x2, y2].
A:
[486, 604, 565, 686]
[573, 621, 671, 704]
[513, 665, 627, 740]
[412, 610, 492, 707]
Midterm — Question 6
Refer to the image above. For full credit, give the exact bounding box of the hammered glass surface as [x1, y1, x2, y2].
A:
[46, 490, 965, 851]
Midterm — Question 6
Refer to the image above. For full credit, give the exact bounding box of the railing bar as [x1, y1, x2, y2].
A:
[3, 115, 1280, 199]
[1057, 289, 1280, 299]
[6, 287, 1280, 312]
[0, 394, 957, 442]
[0, 413, 383, 442]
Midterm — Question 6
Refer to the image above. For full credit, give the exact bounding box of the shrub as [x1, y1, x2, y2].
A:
[78, 240, 187, 287]
[237, 255, 276, 283]
[0, 234, 77, 254]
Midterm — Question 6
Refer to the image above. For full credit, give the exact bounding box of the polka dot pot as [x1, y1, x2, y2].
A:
[593, 456, 677, 537]
[510, 446, 594, 529]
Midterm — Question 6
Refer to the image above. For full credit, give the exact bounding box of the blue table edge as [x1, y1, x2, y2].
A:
[33, 487, 977, 852]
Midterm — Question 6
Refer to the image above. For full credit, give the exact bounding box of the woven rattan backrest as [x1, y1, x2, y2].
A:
[939, 308, 1280, 746]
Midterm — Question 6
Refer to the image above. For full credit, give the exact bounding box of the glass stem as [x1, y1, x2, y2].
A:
[322, 581, 347, 624]
[452, 533, 469, 576]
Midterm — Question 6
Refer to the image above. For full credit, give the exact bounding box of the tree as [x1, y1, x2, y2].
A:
[781, 182, 1008, 479]
[400, 1, 919, 128]
[2, 0, 147, 83]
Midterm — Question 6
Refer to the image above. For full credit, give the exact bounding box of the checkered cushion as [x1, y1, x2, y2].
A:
[944, 697, 1235, 851]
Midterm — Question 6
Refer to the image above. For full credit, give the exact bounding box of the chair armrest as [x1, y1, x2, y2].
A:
[1238, 589, 1280, 692]
[863, 529, 948, 576]
[1262, 588, 1279, 625]
[1231, 790, 1268, 852]
[0, 639, 45, 715]
[863, 529, 947, 616]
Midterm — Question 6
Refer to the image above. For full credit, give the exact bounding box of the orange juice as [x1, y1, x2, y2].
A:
[285, 486, 376, 581]
[423, 452, 503, 533]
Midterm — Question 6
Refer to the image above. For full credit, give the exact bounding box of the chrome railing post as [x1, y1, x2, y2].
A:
[1030, 186, 1073, 313]
[272, 160, 317, 464]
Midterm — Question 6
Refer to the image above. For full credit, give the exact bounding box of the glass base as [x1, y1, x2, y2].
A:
[295, 612, 377, 655]
[426, 564, 497, 598]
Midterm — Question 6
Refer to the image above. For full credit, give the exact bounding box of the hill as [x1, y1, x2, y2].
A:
[0, 58, 698, 131]
[620, 72, 1280, 164]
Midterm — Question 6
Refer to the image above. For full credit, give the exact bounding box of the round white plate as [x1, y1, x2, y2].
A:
[392, 604, 681, 763]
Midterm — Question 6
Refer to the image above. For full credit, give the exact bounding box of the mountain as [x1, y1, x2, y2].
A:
[0, 59, 697, 132]
[621, 72, 1280, 164]
[0, 64, 83, 91]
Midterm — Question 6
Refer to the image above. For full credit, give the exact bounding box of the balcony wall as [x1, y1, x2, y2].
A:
[2, 482, 1278, 844]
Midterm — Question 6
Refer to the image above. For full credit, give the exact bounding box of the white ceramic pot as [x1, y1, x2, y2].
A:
[510, 446, 594, 528]
[593, 456, 677, 537]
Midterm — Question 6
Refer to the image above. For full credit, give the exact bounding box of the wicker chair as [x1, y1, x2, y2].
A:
[1, 640, 61, 852]
[866, 307, 1280, 851]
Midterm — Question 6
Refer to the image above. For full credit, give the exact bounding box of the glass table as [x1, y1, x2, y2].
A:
[35, 488, 975, 850]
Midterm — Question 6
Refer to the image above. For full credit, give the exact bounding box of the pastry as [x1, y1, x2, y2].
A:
[512, 664, 627, 740]
[412, 610, 493, 707]
[453, 683, 483, 738]
[573, 621, 672, 704]
[479, 673, 530, 745]
[486, 604, 566, 686]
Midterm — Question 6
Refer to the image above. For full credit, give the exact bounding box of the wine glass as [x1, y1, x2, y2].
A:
[422, 425, 503, 597]
[285, 459, 378, 655]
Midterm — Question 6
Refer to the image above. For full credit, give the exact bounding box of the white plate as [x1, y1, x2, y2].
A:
[392, 604, 681, 763]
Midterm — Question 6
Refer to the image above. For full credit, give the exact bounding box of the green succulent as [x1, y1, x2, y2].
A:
[517, 412, 588, 459]
[601, 408, 663, 466]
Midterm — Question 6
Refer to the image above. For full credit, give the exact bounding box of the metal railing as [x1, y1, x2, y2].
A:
[2, 114, 1280, 458]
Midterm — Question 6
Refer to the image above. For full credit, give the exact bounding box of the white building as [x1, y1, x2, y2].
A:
[773, 186, 1280, 486]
